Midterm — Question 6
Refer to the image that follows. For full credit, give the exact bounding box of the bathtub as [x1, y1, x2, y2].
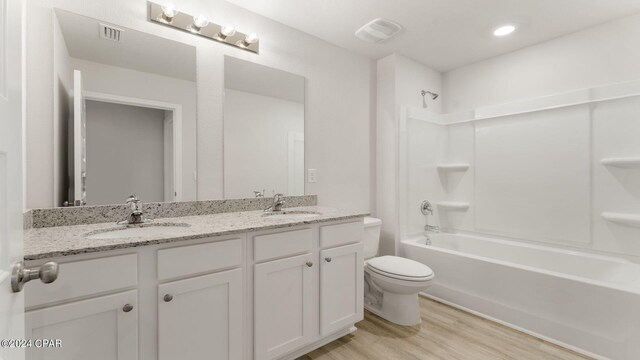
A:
[402, 233, 640, 360]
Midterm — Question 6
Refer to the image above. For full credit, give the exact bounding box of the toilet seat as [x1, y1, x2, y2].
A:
[366, 256, 434, 282]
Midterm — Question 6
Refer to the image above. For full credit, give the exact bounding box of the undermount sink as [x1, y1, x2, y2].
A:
[86, 223, 191, 240]
[262, 210, 321, 220]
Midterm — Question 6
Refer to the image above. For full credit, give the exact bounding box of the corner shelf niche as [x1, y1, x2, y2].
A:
[437, 202, 470, 211]
[436, 163, 470, 172]
[601, 157, 640, 168]
[601, 212, 640, 228]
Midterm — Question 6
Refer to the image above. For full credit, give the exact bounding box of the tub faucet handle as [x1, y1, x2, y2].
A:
[421, 200, 434, 215]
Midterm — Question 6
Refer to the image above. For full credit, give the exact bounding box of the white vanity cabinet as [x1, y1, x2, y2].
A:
[157, 237, 244, 360]
[254, 254, 315, 360]
[24, 254, 139, 360]
[25, 290, 139, 360]
[158, 269, 243, 360]
[251, 221, 364, 360]
[319, 242, 364, 336]
[25, 218, 364, 360]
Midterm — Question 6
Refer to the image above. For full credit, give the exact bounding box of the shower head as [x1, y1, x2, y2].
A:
[421, 90, 439, 100]
[421, 90, 439, 108]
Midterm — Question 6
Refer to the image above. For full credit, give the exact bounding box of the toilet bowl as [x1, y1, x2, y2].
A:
[363, 217, 434, 326]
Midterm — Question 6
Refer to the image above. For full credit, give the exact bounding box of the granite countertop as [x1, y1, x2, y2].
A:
[24, 206, 368, 260]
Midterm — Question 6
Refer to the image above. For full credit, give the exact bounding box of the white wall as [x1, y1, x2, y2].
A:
[223, 89, 304, 198]
[394, 55, 443, 114]
[85, 100, 165, 205]
[68, 58, 197, 203]
[443, 13, 640, 113]
[25, 0, 372, 213]
[376, 54, 442, 255]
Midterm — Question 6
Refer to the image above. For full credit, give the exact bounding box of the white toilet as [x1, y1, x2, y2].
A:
[363, 217, 434, 326]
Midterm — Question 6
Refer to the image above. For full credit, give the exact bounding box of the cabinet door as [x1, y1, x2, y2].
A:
[320, 243, 364, 335]
[25, 290, 138, 360]
[254, 253, 314, 360]
[158, 268, 242, 360]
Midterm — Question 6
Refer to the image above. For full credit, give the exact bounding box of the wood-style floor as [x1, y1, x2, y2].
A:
[299, 297, 592, 360]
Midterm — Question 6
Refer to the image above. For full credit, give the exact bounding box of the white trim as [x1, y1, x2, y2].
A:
[419, 293, 608, 360]
[287, 131, 304, 196]
[84, 90, 183, 201]
[73, 70, 83, 203]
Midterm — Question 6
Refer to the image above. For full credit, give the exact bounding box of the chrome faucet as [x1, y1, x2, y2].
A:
[421, 200, 439, 245]
[265, 193, 286, 212]
[424, 224, 440, 233]
[118, 195, 152, 225]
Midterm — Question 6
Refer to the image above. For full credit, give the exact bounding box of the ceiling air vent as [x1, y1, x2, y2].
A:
[355, 18, 403, 44]
[99, 23, 124, 43]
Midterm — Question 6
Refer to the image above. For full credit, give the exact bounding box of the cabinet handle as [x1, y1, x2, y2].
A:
[306, 262, 313, 267]
[325, 257, 332, 263]
[164, 294, 174, 302]
[122, 304, 134, 313]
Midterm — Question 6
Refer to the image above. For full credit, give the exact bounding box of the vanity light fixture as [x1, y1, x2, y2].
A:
[147, 1, 259, 54]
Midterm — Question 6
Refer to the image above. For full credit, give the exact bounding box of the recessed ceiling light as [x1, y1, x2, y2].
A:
[493, 25, 516, 37]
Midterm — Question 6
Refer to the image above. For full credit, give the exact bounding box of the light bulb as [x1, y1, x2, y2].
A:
[245, 32, 259, 44]
[238, 32, 259, 47]
[159, 4, 178, 24]
[221, 26, 236, 37]
[193, 15, 210, 28]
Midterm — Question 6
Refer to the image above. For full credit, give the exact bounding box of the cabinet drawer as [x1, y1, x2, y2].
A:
[254, 228, 313, 262]
[158, 238, 242, 280]
[26, 254, 138, 308]
[320, 221, 363, 249]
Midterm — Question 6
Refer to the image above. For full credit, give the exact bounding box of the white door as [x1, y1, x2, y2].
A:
[158, 269, 242, 360]
[320, 243, 364, 335]
[0, 0, 24, 359]
[25, 290, 138, 360]
[72, 70, 86, 205]
[254, 253, 314, 360]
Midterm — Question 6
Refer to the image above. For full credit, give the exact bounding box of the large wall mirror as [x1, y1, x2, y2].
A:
[53, 9, 197, 206]
[223, 56, 306, 199]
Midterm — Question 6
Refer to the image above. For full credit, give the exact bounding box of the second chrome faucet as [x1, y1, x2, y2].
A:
[265, 193, 286, 212]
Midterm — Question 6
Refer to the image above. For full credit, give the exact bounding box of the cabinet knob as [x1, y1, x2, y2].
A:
[164, 294, 174, 302]
[122, 304, 134, 313]
[306, 262, 313, 268]
[325, 257, 332, 263]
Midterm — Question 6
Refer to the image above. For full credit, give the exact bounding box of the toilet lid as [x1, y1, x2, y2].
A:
[367, 256, 433, 279]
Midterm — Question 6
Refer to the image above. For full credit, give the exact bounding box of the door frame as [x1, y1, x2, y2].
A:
[83, 91, 183, 201]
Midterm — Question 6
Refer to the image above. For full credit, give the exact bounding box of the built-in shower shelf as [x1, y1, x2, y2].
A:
[437, 202, 470, 211]
[601, 212, 640, 227]
[601, 157, 640, 168]
[436, 163, 470, 172]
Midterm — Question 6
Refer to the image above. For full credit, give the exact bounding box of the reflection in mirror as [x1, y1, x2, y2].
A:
[223, 57, 305, 199]
[53, 10, 197, 206]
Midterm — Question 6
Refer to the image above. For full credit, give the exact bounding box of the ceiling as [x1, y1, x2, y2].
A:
[223, 0, 640, 72]
[56, 9, 197, 81]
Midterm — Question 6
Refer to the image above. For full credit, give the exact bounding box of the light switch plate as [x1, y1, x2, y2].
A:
[307, 169, 318, 183]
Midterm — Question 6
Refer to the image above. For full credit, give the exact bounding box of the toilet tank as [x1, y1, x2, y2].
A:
[363, 217, 382, 260]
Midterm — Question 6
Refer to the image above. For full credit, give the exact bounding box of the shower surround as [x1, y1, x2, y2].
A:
[397, 79, 640, 360]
